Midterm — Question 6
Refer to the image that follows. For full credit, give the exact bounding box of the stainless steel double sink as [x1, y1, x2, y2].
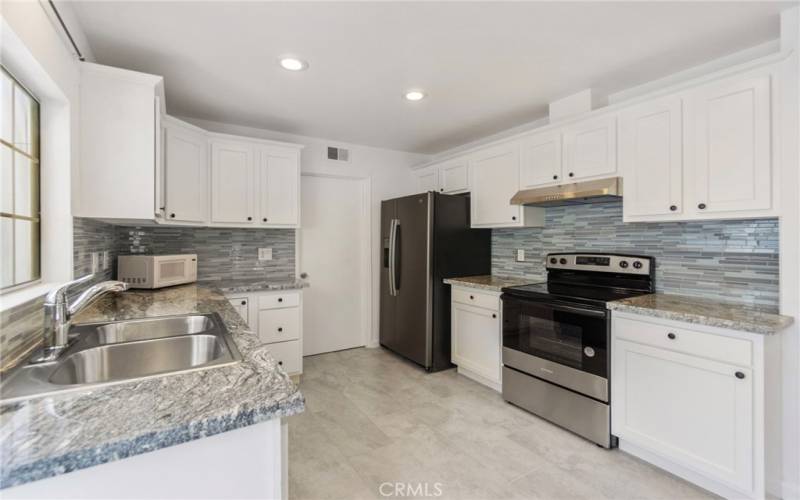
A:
[0, 313, 242, 403]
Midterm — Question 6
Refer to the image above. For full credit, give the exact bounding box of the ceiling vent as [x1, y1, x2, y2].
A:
[327, 146, 350, 162]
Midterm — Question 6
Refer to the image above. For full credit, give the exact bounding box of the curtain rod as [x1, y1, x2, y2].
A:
[47, 0, 85, 61]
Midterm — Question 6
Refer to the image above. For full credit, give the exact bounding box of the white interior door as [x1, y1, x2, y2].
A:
[300, 175, 368, 356]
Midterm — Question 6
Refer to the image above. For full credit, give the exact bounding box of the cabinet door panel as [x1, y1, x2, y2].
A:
[469, 144, 521, 226]
[620, 97, 683, 218]
[260, 149, 299, 225]
[165, 123, 208, 223]
[416, 166, 439, 193]
[211, 141, 255, 224]
[693, 74, 772, 214]
[451, 302, 500, 383]
[564, 115, 617, 180]
[440, 161, 469, 193]
[520, 130, 562, 188]
[613, 339, 753, 493]
[228, 296, 249, 324]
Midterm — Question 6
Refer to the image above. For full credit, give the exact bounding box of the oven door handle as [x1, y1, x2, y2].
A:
[542, 303, 607, 318]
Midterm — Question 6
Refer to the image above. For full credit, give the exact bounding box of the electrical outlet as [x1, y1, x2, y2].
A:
[258, 248, 273, 261]
[91, 252, 100, 273]
[515, 249, 525, 262]
[102, 251, 110, 270]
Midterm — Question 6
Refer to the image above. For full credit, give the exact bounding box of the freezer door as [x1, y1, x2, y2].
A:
[393, 193, 433, 367]
[379, 199, 397, 350]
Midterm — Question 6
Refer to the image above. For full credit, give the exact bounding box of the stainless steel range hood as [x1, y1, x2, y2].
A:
[510, 177, 623, 207]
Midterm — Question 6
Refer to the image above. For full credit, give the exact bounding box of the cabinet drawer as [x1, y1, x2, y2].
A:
[613, 316, 752, 367]
[452, 288, 499, 311]
[258, 308, 300, 344]
[268, 340, 302, 375]
[258, 292, 300, 310]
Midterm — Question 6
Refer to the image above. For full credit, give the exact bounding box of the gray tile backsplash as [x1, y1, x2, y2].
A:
[492, 202, 779, 310]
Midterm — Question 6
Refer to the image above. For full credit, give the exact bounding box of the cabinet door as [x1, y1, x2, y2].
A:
[416, 166, 439, 193]
[440, 160, 469, 194]
[259, 148, 299, 226]
[268, 340, 302, 375]
[693, 74, 772, 214]
[451, 302, 501, 383]
[612, 339, 754, 493]
[211, 141, 255, 224]
[520, 130, 562, 188]
[469, 143, 522, 227]
[620, 96, 683, 218]
[164, 121, 208, 223]
[563, 115, 617, 180]
[228, 296, 249, 324]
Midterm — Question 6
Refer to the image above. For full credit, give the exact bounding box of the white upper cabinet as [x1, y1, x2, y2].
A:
[163, 118, 208, 224]
[211, 140, 256, 225]
[563, 114, 618, 181]
[692, 73, 773, 215]
[439, 159, 470, 194]
[258, 148, 300, 226]
[77, 63, 164, 220]
[469, 142, 544, 228]
[520, 129, 563, 188]
[415, 166, 439, 193]
[620, 96, 684, 219]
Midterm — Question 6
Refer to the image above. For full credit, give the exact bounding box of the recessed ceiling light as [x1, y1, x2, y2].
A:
[404, 90, 426, 101]
[279, 57, 308, 71]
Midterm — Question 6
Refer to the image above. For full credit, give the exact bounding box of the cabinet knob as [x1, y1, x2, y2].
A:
[669, 205, 677, 212]
[263, 217, 268, 222]
[667, 332, 676, 340]
[492, 313, 497, 318]
[511, 216, 517, 221]
[553, 175, 558, 180]
[278, 327, 283, 332]
[568, 172, 574, 177]
[278, 297, 283, 302]
[247, 216, 253, 221]
[735, 371, 746, 379]
[278, 361, 283, 366]
[469, 295, 474, 300]
[240, 300, 246, 306]
[170, 213, 176, 219]
[439, 188, 444, 192]
[698, 203, 707, 210]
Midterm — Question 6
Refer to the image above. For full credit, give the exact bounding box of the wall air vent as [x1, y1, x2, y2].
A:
[327, 146, 350, 162]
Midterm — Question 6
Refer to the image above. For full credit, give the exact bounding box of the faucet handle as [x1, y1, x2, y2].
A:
[45, 274, 95, 305]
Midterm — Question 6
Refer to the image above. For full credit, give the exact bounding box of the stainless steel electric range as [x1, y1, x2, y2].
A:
[501, 252, 655, 448]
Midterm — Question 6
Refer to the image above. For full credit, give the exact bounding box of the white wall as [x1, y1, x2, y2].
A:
[0, 1, 85, 304]
[180, 116, 430, 345]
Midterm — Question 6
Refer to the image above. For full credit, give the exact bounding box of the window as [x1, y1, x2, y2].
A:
[1, 66, 40, 291]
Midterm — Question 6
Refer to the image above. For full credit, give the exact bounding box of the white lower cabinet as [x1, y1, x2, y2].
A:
[226, 290, 303, 376]
[450, 286, 502, 391]
[611, 312, 775, 500]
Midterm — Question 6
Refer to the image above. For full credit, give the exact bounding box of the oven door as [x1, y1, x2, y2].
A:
[502, 295, 609, 397]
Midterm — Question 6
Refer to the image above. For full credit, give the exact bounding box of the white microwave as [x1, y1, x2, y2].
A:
[117, 254, 198, 289]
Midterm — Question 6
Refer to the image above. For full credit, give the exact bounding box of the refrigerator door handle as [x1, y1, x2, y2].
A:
[388, 218, 398, 296]
[393, 219, 401, 294]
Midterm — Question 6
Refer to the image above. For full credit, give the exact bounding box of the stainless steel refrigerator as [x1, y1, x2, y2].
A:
[380, 192, 491, 372]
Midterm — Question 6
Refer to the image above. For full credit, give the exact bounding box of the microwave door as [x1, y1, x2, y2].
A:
[155, 258, 191, 286]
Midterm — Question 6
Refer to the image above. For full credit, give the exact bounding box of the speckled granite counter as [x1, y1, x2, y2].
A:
[608, 293, 793, 335]
[0, 284, 304, 489]
[443, 275, 541, 292]
[198, 278, 309, 294]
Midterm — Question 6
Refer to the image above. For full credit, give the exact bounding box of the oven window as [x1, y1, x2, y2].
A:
[503, 298, 608, 377]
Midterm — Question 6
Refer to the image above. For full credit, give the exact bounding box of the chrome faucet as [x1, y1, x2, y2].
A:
[34, 275, 128, 363]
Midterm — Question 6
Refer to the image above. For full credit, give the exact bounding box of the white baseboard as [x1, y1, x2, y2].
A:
[782, 480, 800, 500]
[456, 366, 502, 392]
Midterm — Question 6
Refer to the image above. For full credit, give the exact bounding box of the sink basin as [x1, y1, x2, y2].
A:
[50, 334, 227, 385]
[78, 315, 216, 345]
[0, 313, 241, 403]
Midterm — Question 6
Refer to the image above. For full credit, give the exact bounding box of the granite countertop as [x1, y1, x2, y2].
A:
[443, 275, 542, 292]
[198, 277, 309, 294]
[608, 293, 794, 335]
[0, 284, 305, 489]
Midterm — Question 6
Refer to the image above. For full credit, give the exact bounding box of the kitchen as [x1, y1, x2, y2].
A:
[1, 2, 799, 500]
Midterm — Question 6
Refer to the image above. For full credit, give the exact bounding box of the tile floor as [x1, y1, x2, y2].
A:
[288, 347, 715, 500]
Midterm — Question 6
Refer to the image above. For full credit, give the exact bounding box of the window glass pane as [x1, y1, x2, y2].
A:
[1, 71, 11, 144]
[1, 145, 11, 213]
[1, 216, 12, 288]
[13, 85, 38, 156]
[13, 218, 38, 284]
[13, 152, 37, 218]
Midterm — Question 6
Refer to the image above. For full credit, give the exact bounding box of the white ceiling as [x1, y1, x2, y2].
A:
[69, 1, 791, 154]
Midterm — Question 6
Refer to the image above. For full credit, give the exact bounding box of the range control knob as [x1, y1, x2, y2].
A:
[633, 261, 643, 269]
[619, 260, 629, 269]
[550, 258, 557, 264]
[559, 258, 567, 265]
